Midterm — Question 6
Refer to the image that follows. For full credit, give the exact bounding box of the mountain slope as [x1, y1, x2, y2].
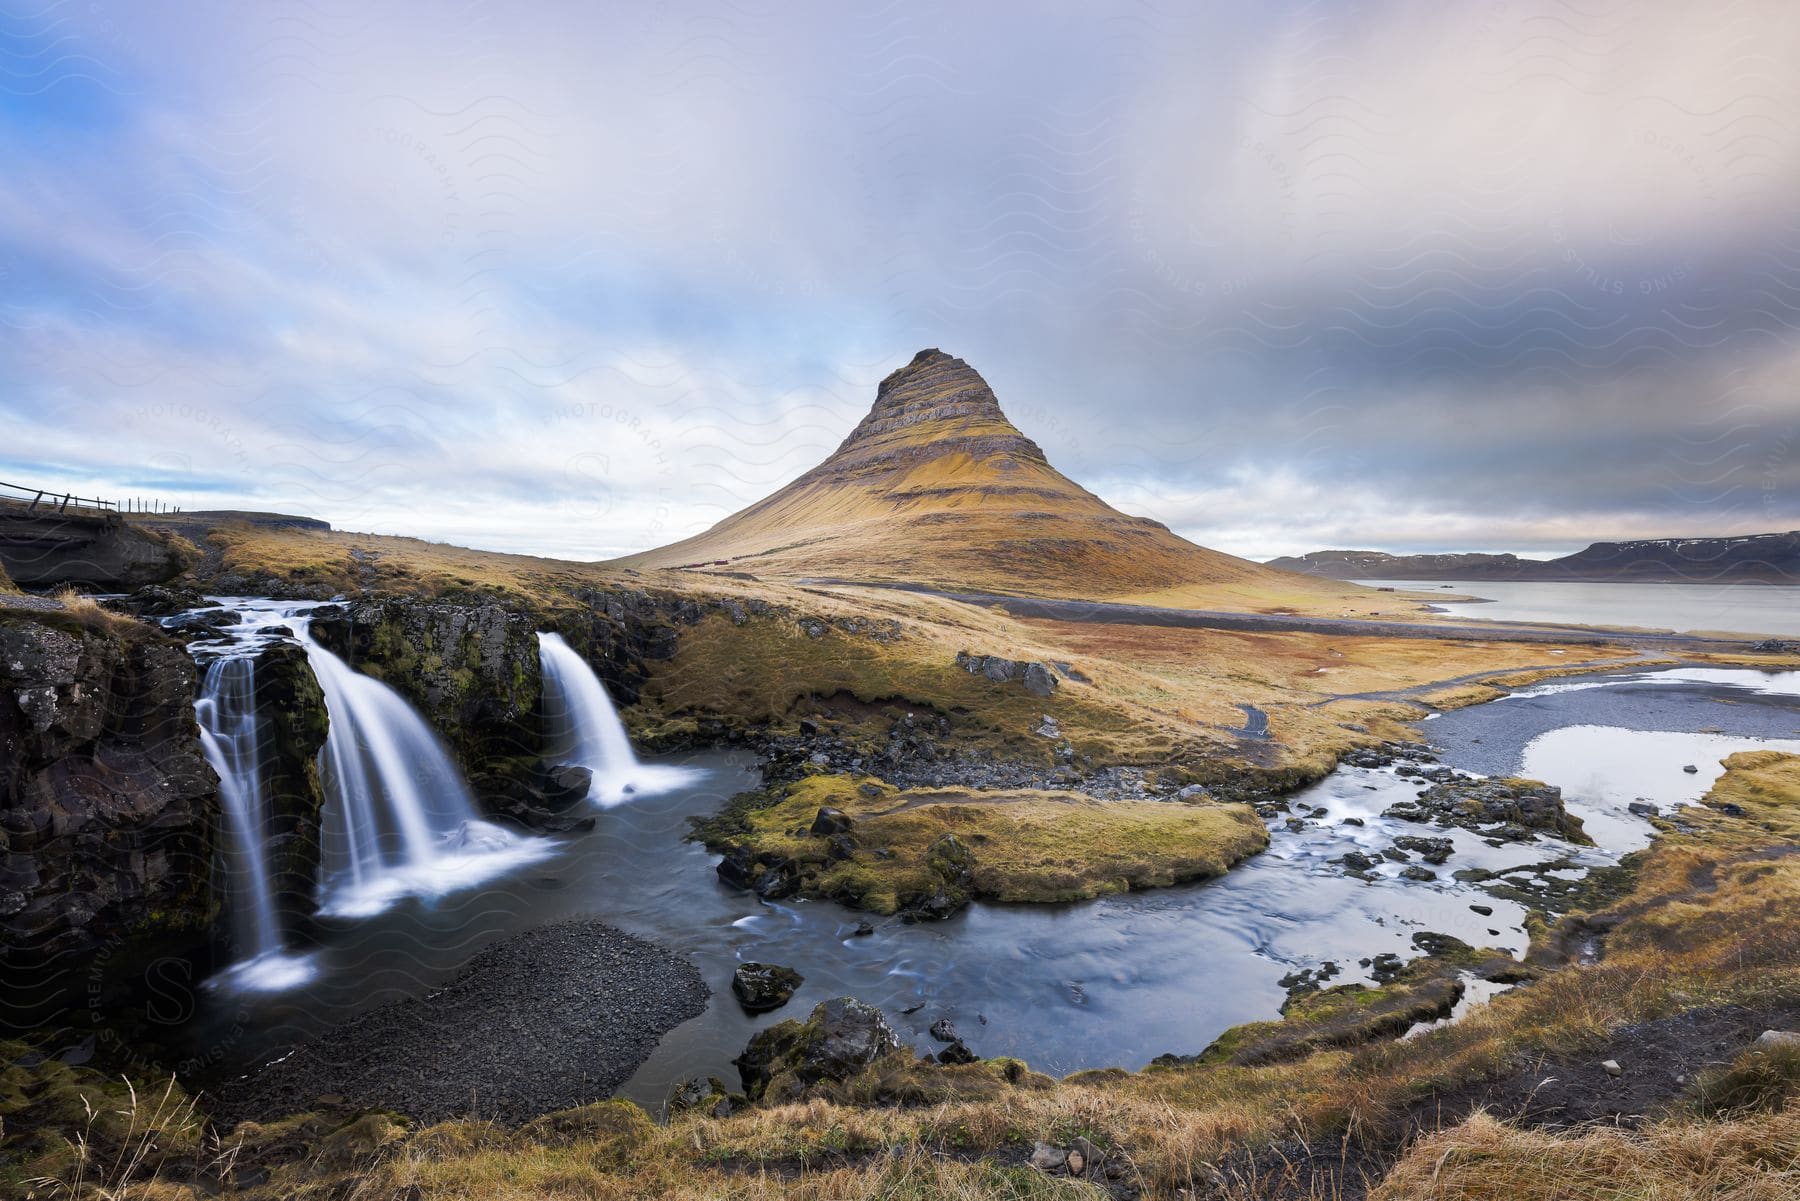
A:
[1269, 532, 1800, 584]
[618, 350, 1341, 601]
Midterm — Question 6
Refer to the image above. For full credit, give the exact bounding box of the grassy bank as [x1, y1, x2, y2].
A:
[699, 773, 1270, 913]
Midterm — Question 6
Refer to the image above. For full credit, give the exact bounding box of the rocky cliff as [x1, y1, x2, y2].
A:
[0, 613, 218, 1029]
[304, 590, 692, 822]
[0, 507, 191, 590]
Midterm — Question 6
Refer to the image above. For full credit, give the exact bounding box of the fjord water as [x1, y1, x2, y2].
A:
[1355, 577, 1800, 636]
[199, 659, 1800, 1109]
[537, 630, 699, 805]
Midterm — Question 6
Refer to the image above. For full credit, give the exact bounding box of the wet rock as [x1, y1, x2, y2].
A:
[734, 997, 902, 1102]
[851, 921, 874, 937]
[114, 584, 220, 619]
[929, 1018, 960, 1043]
[935, 1039, 978, 1064]
[1628, 800, 1659, 817]
[544, 764, 594, 806]
[732, 962, 803, 1014]
[1384, 776, 1588, 844]
[1682, 764, 1699, 774]
[1393, 834, 1455, 864]
[1335, 850, 1379, 875]
[1399, 865, 1438, 882]
[1469, 904, 1494, 916]
[668, 1076, 738, 1117]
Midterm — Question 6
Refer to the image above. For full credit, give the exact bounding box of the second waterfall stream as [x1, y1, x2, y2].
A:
[537, 631, 698, 805]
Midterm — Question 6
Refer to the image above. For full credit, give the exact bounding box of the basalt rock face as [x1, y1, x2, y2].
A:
[305, 591, 690, 819]
[251, 641, 330, 924]
[0, 616, 218, 1028]
[307, 600, 545, 768]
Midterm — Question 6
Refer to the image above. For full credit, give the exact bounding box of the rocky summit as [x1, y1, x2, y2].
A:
[617, 349, 1327, 599]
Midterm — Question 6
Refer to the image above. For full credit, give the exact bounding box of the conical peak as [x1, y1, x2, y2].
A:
[825, 349, 1046, 470]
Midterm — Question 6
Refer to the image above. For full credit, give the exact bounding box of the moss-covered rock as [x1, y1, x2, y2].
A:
[735, 997, 903, 1102]
[253, 640, 329, 925]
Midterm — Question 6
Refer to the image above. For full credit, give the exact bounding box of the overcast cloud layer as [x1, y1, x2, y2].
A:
[3, 0, 1798, 560]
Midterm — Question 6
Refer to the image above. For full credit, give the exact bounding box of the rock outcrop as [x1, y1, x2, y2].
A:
[734, 997, 902, 1102]
[0, 614, 218, 1026]
[250, 641, 330, 922]
[0, 508, 190, 590]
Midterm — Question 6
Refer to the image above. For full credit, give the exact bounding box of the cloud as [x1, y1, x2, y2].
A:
[0, 0, 1796, 560]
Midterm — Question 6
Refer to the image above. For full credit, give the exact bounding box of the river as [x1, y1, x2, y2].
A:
[192, 661, 1800, 1112]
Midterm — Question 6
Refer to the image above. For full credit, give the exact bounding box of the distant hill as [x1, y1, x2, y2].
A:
[1269, 533, 1800, 584]
[616, 349, 1343, 601]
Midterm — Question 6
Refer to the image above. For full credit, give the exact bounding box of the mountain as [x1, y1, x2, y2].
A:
[1268, 532, 1800, 584]
[617, 349, 1326, 599]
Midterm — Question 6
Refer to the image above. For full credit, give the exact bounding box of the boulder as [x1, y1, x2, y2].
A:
[935, 1039, 978, 1064]
[953, 651, 1059, 698]
[1393, 834, 1455, 864]
[732, 962, 803, 1014]
[809, 806, 853, 836]
[668, 1076, 738, 1118]
[734, 997, 902, 1102]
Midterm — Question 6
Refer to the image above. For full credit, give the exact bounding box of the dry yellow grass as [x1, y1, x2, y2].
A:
[1372, 1110, 1800, 1201]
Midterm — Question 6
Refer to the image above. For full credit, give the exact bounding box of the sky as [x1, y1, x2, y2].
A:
[2, 0, 1798, 561]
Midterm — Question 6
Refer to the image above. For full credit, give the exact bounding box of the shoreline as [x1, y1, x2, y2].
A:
[208, 919, 708, 1126]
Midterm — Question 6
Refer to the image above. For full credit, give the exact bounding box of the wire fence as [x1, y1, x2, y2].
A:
[0, 479, 182, 516]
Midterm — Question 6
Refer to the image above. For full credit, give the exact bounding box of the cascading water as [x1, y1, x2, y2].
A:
[180, 598, 550, 991]
[537, 631, 697, 805]
[292, 616, 549, 917]
[189, 605, 318, 992]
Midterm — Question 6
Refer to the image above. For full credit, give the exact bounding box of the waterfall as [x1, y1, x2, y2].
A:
[537, 632, 697, 805]
[293, 617, 548, 918]
[191, 612, 318, 992]
[196, 657, 281, 957]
